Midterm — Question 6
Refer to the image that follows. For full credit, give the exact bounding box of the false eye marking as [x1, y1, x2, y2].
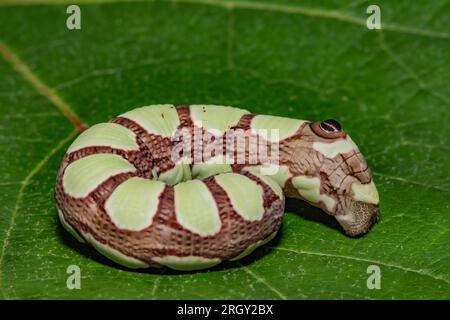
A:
[250, 115, 306, 142]
[320, 119, 341, 132]
[63, 154, 136, 198]
[351, 180, 379, 205]
[190, 105, 249, 133]
[174, 180, 221, 237]
[105, 177, 166, 231]
[312, 136, 359, 158]
[153, 256, 221, 271]
[292, 175, 336, 212]
[83, 233, 149, 269]
[310, 119, 346, 139]
[67, 123, 139, 153]
[120, 104, 179, 137]
[214, 173, 265, 221]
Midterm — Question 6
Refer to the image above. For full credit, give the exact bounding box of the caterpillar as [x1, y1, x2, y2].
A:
[55, 105, 379, 271]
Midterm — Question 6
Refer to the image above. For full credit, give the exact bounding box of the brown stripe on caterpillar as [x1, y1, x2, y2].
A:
[56, 170, 165, 267]
[111, 116, 177, 175]
[97, 173, 285, 262]
[175, 105, 194, 128]
[202, 174, 284, 261]
[242, 171, 284, 204]
[55, 171, 136, 238]
[146, 186, 226, 261]
[62, 145, 153, 179]
[146, 183, 228, 260]
[236, 113, 255, 131]
[92, 184, 170, 265]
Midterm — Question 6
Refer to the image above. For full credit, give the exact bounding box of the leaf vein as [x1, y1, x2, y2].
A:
[0, 40, 87, 131]
[372, 172, 450, 193]
[378, 32, 450, 105]
[0, 129, 78, 299]
[237, 263, 288, 299]
[271, 247, 450, 285]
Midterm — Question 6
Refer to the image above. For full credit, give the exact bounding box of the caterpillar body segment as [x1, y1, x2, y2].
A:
[56, 105, 379, 270]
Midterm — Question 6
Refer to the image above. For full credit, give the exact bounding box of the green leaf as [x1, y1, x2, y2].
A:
[0, 0, 448, 299]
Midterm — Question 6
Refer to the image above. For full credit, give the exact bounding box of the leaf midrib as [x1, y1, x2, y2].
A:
[0, 41, 88, 130]
[0, 129, 78, 299]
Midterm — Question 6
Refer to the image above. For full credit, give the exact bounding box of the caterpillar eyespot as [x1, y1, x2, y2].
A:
[310, 119, 346, 139]
[55, 105, 380, 271]
[321, 119, 341, 133]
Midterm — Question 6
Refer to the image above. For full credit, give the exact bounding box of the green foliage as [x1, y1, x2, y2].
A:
[0, 0, 448, 299]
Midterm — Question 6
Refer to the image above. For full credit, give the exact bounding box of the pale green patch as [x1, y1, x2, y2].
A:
[335, 214, 355, 224]
[57, 208, 85, 243]
[192, 155, 232, 180]
[214, 173, 264, 221]
[158, 160, 192, 186]
[251, 115, 306, 142]
[104, 177, 165, 231]
[230, 231, 278, 261]
[67, 123, 139, 153]
[62, 154, 136, 198]
[312, 136, 359, 158]
[83, 233, 148, 269]
[153, 255, 221, 271]
[292, 175, 335, 212]
[190, 105, 249, 133]
[242, 164, 292, 188]
[174, 180, 221, 236]
[120, 104, 179, 137]
[352, 180, 379, 205]
[247, 172, 284, 199]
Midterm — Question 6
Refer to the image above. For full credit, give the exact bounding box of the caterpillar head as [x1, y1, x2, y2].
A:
[288, 119, 379, 236]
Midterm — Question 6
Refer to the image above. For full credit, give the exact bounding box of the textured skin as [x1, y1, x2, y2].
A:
[55, 105, 379, 270]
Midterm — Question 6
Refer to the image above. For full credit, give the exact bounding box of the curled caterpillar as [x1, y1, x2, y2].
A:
[55, 105, 379, 271]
